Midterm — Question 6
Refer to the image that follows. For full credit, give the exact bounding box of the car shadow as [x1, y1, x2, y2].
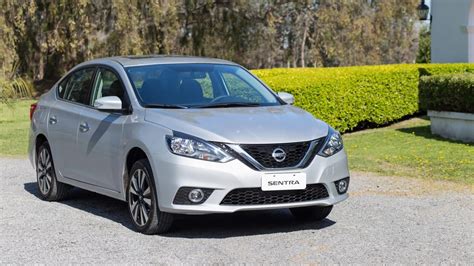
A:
[24, 182, 135, 230]
[396, 125, 474, 146]
[168, 210, 336, 239]
[24, 182, 336, 238]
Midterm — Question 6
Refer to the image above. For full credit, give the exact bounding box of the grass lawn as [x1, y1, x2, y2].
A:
[0, 100, 35, 156]
[344, 117, 474, 185]
[1, 100, 473, 184]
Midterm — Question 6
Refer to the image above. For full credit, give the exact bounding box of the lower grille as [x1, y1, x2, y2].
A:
[220, 184, 328, 205]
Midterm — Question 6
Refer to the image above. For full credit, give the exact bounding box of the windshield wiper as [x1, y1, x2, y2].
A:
[143, 104, 189, 109]
[193, 102, 262, 108]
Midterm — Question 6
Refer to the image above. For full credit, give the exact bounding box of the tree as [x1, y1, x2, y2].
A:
[275, 0, 319, 68]
[1, 0, 422, 82]
[416, 24, 431, 63]
[0, 3, 17, 79]
[314, 0, 418, 67]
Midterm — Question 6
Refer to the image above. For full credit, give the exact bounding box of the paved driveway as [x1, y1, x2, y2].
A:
[1, 158, 472, 264]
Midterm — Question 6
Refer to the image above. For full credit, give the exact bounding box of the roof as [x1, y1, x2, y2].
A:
[85, 55, 238, 67]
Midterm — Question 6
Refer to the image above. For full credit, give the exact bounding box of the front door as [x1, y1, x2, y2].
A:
[75, 67, 129, 192]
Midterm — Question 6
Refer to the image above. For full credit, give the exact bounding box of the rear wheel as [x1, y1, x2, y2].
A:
[36, 142, 70, 201]
[290, 205, 333, 221]
[127, 159, 174, 234]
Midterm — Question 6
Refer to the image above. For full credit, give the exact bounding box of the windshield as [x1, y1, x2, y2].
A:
[126, 64, 281, 108]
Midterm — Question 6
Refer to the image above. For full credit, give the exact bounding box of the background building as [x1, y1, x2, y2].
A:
[431, 0, 474, 63]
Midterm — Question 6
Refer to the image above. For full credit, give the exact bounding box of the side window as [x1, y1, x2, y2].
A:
[62, 68, 95, 105]
[91, 68, 125, 107]
[57, 77, 69, 99]
[221, 72, 264, 103]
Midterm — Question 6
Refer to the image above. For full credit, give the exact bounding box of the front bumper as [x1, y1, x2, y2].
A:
[150, 148, 350, 215]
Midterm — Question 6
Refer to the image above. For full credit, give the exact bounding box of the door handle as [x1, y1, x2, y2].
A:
[79, 122, 90, 133]
[49, 115, 57, 125]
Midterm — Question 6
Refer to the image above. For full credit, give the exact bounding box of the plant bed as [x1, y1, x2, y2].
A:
[427, 111, 474, 142]
[419, 73, 474, 143]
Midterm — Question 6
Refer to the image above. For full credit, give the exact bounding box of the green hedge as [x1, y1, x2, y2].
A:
[419, 73, 474, 114]
[252, 64, 474, 132]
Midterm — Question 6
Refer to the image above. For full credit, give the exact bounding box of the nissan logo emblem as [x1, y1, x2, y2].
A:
[272, 148, 286, 162]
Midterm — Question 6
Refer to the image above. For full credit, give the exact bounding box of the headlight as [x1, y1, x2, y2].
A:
[166, 133, 234, 163]
[318, 127, 343, 157]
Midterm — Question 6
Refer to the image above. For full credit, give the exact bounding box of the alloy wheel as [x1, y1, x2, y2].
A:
[128, 169, 153, 226]
[37, 148, 53, 195]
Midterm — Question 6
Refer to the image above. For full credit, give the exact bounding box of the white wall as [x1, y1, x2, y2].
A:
[468, 1, 474, 61]
[431, 0, 474, 63]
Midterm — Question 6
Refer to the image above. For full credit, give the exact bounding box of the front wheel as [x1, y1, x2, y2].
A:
[290, 205, 333, 221]
[127, 159, 174, 234]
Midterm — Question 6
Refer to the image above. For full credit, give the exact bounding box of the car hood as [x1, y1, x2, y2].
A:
[145, 105, 328, 144]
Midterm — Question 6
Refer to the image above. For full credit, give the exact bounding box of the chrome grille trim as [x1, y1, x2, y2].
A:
[227, 139, 320, 171]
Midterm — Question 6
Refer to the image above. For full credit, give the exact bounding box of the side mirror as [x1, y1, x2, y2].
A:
[94, 96, 123, 111]
[277, 92, 295, 105]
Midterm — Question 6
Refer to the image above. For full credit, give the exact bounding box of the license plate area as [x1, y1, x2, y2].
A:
[261, 173, 306, 191]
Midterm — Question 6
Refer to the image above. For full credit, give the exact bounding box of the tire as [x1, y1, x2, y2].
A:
[127, 159, 174, 234]
[36, 142, 70, 201]
[290, 205, 333, 221]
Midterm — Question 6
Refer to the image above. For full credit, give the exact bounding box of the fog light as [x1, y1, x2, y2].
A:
[188, 188, 205, 203]
[335, 177, 350, 194]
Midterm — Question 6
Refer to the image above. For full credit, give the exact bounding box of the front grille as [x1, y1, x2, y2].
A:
[240, 141, 311, 168]
[220, 184, 329, 205]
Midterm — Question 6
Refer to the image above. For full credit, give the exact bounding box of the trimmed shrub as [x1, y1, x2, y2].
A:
[252, 63, 474, 132]
[419, 73, 474, 114]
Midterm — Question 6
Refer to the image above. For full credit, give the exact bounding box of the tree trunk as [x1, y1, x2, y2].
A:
[300, 21, 308, 68]
[37, 55, 44, 81]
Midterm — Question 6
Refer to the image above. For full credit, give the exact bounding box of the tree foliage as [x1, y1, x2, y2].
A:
[416, 24, 431, 63]
[1, 0, 421, 82]
[315, 0, 419, 66]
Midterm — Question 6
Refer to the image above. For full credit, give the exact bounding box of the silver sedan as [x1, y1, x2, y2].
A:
[29, 56, 350, 234]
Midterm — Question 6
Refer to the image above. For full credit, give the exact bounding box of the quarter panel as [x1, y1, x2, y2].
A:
[29, 91, 54, 167]
[122, 111, 173, 195]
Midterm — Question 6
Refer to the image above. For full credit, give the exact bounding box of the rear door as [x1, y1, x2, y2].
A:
[47, 68, 96, 180]
[75, 67, 129, 192]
